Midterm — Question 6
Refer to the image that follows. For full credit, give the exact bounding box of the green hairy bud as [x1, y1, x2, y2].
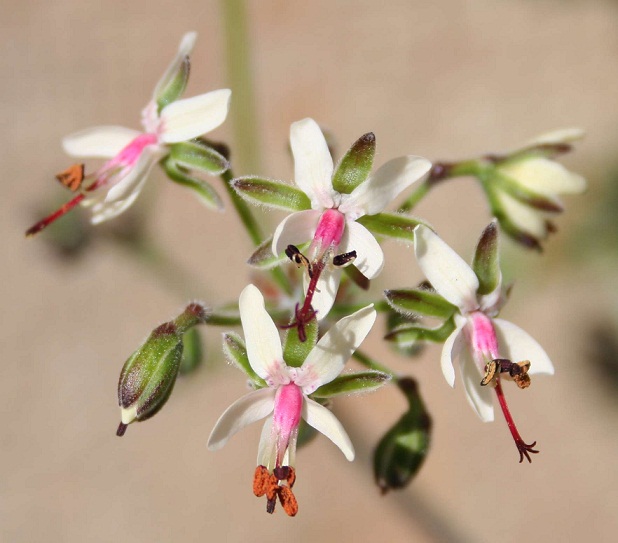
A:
[116, 303, 208, 436]
[373, 378, 431, 493]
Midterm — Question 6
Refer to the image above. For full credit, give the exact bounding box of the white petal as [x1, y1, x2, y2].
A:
[207, 388, 276, 451]
[497, 192, 548, 238]
[525, 128, 585, 148]
[88, 145, 163, 224]
[153, 31, 197, 99]
[340, 220, 384, 279]
[460, 347, 494, 422]
[499, 158, 586, 196]
[272, 209, 320, 256]
[493, 319, 554, 375]
[302, 398, 354, 461]
[296, 305, 376, 393]
[239, 284, 287, 382]
[63, 126, 141, 158]
[160, 89, 231, 143]
[413, 225, 479, 313]
[340, 155, 431, 218]
[290, 118, 336, 209]
[303, 266, 342, 321]
[441, 324, 465, 388]
[256, 416, 277, 468]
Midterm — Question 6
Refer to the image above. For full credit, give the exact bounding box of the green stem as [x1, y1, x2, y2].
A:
[399, 158, 483, 213]
[221, 169, 263, 245]
[221, 0, 261, 174]
[353, 349, 398, 381]
[220, 170, 293, 295]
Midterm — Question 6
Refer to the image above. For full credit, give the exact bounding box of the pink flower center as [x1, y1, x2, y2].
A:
[310, 208, 346, 259]
[272, 383, 303, 467]
[467, 311, 499, 366]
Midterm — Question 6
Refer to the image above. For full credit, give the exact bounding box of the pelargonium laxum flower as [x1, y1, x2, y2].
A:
[208, 284, 377, 515]
[27, 32, 231, 235]
[413, 222, 554, 461]
[232, 118, 431, 324]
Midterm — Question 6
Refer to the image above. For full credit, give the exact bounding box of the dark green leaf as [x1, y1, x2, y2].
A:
[232, 176, 312, 211]
[384, 288, 457, 319]
[312, 371, 390, 398]
[357, 212, 429, 242]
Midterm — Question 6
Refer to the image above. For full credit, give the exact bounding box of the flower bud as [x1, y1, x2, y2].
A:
[373, 378, 431, 493]
[116, 303, 208, 436]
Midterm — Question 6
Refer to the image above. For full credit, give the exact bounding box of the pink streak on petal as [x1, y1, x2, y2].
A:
[310, 208, 346, 257]
[272, 383, 303, 466]
[88, 133, 159, 192]
[469, 312, 500, 362]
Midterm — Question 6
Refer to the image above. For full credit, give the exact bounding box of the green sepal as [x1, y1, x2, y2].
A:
[472, 220, 501, 295]
[222, 332, 266, 387]
[332, 132, 376, 194]
[232, 176, 312, 212]
[385, 319, 456, 348]
[155, 55, 190, 113]
[169, 140, 230, 176]
[163, 157, 224, 211]
[179, 328, 204, 375]
[247, 236, 288, 269]
[283, 316, 318, 368]
[374, 378, 431, 492]
[118, 323, 183, 420]
[356, 212, 429, 243]
[386, 311, 425, 358]
[488, 168, 563, 212]
[384, 288, 457, 319]
[312, 371, 391, 398]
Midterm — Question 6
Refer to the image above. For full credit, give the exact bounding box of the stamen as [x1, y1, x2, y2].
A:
[253, 465, 299, 516]
[56, 164, 85, 192]
[481, 359, 500, 386]
[285, 245, 313, 278]
[333, 250, 356, 267]
[494, 378, 539, 463]
[492, 358, 532, 389]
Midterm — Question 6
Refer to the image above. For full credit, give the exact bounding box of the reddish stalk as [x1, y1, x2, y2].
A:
[494, 378, 539, 463]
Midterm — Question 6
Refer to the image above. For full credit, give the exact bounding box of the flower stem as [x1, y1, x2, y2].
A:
[220, 169, 293, 295]
[221, 0, 261, 175]
[398, 159, 483, 212]
[353, 349, 398, 381]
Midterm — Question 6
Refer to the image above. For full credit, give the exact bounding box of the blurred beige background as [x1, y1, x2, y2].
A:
[3, 1, 618, 542]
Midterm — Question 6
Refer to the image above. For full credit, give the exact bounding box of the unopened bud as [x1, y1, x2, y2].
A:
[116, 303, 208, 435]
[374, 378, 431, 493]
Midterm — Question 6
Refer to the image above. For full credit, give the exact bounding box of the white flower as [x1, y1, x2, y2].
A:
[272, 118, 431, 318]
[492, 129, 586, 248]
[208, 284, 376, 512]
[28, 32, 230, 234]
[414, 224, 554, 461]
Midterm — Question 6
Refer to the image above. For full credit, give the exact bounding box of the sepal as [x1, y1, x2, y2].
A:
[332, 132, 376, 194]
[179, 328, 204, 375]
[384, 288, 457, 319]
[169, 140, 230, 175]
[222, 332, 267, 387]
[311, 371, 391, 398]
[373, 378, 431, 492]
[472, 220, 501, 295]
[247, 236, 290, 269]
[283, 315, 318, 368]
[163, 156, 224, 210]
[356, 212, 429, 243]
[231, 177, 312, 212]
[385, 319, 456, 348]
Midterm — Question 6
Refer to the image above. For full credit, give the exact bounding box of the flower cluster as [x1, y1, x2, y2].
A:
[27, 32, 586, 517]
